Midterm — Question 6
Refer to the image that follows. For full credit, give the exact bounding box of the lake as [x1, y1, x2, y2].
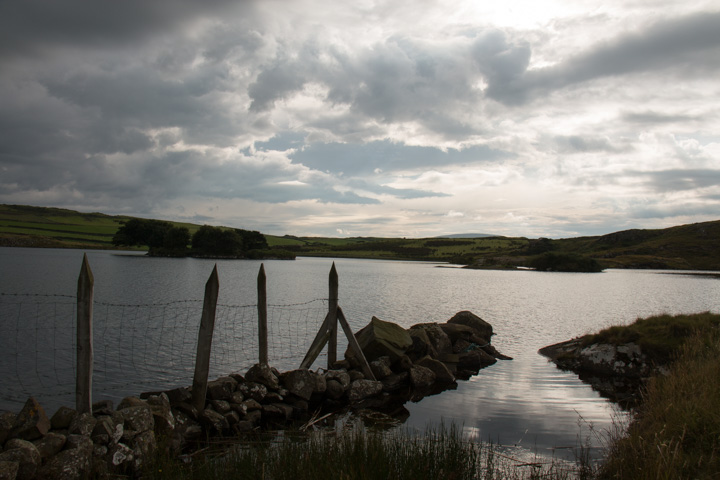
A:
[1, 247, 719, 460]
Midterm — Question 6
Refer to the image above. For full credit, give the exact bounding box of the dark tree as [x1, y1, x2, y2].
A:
[163, 226, 191, 251]
[235, 229, 268, 250]
[192, 225, 244, 256]
[112, 218, 173, 249]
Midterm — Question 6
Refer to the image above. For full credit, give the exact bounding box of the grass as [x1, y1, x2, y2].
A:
[598, 325, 720, 479]
[582, 312, 720, 365]
[145, 425, 589, 480]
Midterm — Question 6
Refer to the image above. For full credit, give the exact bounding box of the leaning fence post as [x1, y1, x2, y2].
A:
[257, 264, 268, 365]
[328, 262, 339, 368]
[191, 265, 219, 412]
[76, 254, 94, 414]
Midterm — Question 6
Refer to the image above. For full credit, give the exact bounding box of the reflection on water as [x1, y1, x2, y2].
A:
[1, 247, 719, 458]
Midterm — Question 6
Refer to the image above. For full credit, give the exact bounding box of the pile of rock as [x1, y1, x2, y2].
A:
[0, 310, 509, 479]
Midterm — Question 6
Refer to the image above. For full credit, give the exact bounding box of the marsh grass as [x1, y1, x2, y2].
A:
[598, 325, 720, 479]
[145, 424, 591, 480]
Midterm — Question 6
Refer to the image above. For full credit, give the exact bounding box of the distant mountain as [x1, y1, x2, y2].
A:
[434, 233, 499, 239]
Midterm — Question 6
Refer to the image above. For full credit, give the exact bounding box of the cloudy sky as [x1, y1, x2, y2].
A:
[1, 1, 719, 238]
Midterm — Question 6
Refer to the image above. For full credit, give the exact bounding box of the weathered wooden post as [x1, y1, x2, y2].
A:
[328, 262, 338, 368]
[257, 263, 268, 365]
[76, 254, 94, 414]
[191, 265, 219, 412]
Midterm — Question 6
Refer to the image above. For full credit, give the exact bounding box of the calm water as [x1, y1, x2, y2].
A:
[1, 247, 719, 458]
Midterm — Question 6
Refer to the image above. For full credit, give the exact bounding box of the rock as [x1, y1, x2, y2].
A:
[33, 432, 66, 459]
[281, 369, 315, 401]
[120, 406, 154, 434]
[147, 393, 175, 437]
[439, 323, 485, 345]
[392, 355, 413, 372]
[117, 396, 146, 410]
[131, 430, 156, 472]
[36, 447, 91, 480]
[0, 439, 40, 480]
[91, 416, 115, 444]
[164, 387, 192, 405]
[453, 339, 472, 353]
[349, 370, 365, 381]
[223, 411, 240, 426]
[324, 370, 351, 389]
[458, 349, 497, 371]
[409, 365, 436, 388]
[50, 406, 77, 430]
[407, 328, 438, 359]
[65, 434, 93, 453]
[0, 412, 15, 446]
[245, 364, 280, 390]
[92, 399, 114, 416]
[229, 392, 245, 405]
[409, 324, 452, 357]
[234, 421, 254, 433]
[241, 399, 262, 411]
[325, 380, 345, 400]
[108, 442, 134, 469]
[237, 382, 268, 403]
[311, 371, 326, 394]
[211, 399, 232, 414]
[264, 392, 284, 403]
[68, 412, 96, 436]
[482, 343, 513, 360]
[206, 376, 239, 401]
[381, 372, 409, 392]
[199, 409, 228, 434]
[262, 404, 293, 421]
[10, 397, 50, 441]
[448, 311, 493, 340]
[348, 379, 384, 402]
[348, 316, 413, 363]
[369, 357, 393, 379]
[416, 356, 456, 383]
[0, 461, 18, 480]
[244, 410, 262, 425]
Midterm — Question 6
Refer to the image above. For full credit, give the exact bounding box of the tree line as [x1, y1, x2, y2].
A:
[112, 218, 269, 258]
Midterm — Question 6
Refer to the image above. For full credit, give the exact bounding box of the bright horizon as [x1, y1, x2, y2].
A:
[1, 1, 719, 239]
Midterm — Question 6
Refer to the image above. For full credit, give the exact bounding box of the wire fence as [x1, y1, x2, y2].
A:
[0, 293, 329, 414]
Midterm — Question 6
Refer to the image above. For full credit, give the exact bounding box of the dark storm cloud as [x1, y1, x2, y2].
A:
[288, 140, 510, 175]
[552, 135, 628, 154]
[488, 11, 720, 104]
[622, 110, 703, 125]
[639, 169, 720, 192]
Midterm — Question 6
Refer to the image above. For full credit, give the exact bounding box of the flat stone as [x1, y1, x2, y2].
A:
[0, 439, 40, 480]
[33, 432, 66, 459]
[447, 311, 493, 340]
[281, 369, 315, 401]
[206, 376, 239, 401]
[416, 356, 456, 384]
[348, 316, 413, 362]
[245, 364, 280, 390]
[347, 379, 383, 402]
[11, 397, 50, 441]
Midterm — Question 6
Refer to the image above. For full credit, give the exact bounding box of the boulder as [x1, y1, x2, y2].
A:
[206, 376, 239, 401]
[131, 430, 156, 472]
[36, 447, 91, 480]
[10, 397, 50, 441]
[119, 406, 154, 434]
[324, 370, 351, 389]
[146, 393, 175, 437]
[281, 369, 315, 401]
[65, 434, 93, 453]
[33, 432, 66, 459]
[237, 382, 268, 403]
[392, 355, 413, 373]
[50, 406, 77, 430]
[458, 349, 497, 371]
[407, 328, 437, 359]
[416, 356, 456, 384]
[409, 365, 436, 388]
[211, 399, 232, 414]
[0, 461, 18, 480]
[116, 396, 146, 410]
[311, 371, 327, 395]
[381, 372, 409, 392]
[164, 386, 192, 405]
[369, 357, 393, 380]
[347, 317, 413, 363]
[347, 379, 384, 402]
[262, 404, 293, 421]
[68, 412, 96, 437]
[108, 442, 134, 470]
[199, 409, 228, 434]
[0, 439, 40, 480]
[245, 364, 280, 390]
[0, 412, 15, 446]
[448, 311, 493, 340]
[439, 323, 486, 345]
[92, 399, 114, 416]
[409, 324, 452, 357]
[325, 380, 345, 400]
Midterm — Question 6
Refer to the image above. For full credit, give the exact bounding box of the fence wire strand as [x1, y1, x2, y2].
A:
[0, 293, 328, 413]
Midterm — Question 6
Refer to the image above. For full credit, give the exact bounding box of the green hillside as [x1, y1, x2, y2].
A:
[1, 204, 719, 270]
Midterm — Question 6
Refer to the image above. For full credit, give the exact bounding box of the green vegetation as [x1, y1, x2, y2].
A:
[2, 204, 719, 271]
[528, 252, 604, 273]
[146, 425, 586, 480]
[582, 312, 720, 365]
[599, 322, 720, 479]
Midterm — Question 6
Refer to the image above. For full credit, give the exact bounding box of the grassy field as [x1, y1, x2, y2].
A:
[2, 204, 719, 270]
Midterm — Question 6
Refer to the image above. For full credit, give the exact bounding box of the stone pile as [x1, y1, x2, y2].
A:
[0, 310, 510, 479]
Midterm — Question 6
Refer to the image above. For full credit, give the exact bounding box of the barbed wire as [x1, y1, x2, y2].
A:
[0, 293, 330, 414]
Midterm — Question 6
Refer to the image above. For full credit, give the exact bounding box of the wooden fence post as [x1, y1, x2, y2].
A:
[191, 265, 219, 412]
[257, 264, 268, 365]
[76, 254, 94, 414]
[328, 262, 338, 368]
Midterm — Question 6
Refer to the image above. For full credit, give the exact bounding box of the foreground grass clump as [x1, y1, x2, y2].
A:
[146, 425, 586, 480]
[599, 324, 720, 479]
[583, 312, 720, 364]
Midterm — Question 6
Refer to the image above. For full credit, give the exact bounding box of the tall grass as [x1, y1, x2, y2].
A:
[598, 325, 720, 479]
[146, 424, 589, 480]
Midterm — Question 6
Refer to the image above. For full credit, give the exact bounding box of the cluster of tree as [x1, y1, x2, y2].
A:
[112, 219, 268, 258]
[528, 252, 604, 273]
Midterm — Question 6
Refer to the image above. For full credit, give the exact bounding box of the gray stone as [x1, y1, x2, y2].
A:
[131, 430, 156, 472]
[10, 397, 50, 441]
[241, 399, 262, 411]
[116, 396, 146, 410]
[311, 371, 326, 394]
[381, 372, 409, 392]
[281, 369, 315, 401]
[244, 410, 262, 425]
[92, 399, 114, 416]
[0, 439, 40, 480]
[325, 379, 345, 400]
[245, 364, 281, 390]
[229, 391, 245, 404]
[147, 393, 175, 437]
[347, 316, 413, 362]
[264, 392, 284, 403]
[439, 323, 482, 345]
[0, 412, 15, 446]
[347, 379, 383, 402]
[50, 406, 77, 430]
[324, 370, 351, 389]
[206, 376, 239, 401]
[211, 399, 232, 414]
[448, 311, 493, 340]
[233, 421, 254, 433]
[65, 434, 93, 453]
[262, 403, 293, 421]
[237, 382, 268, 403]
[370, 357, 393, 379]
[410, 324, 452, 357]
[349, 370, 365, 381]
[416, 356, 456, 383]
[33, 432, 66, 459]
[108, 442, 134, 468]
[120, 406, 154, 434]
[223, 411, 241, 426]
[0, 461, 18, 480]
[407, 328, 438, 359]
[36, 447, 91, 480]
[164, 387, 192, 405]
[68, 412, 96, 436]
[199, 409, 228, 434]
[409, 365, 436, 388]
[458, 349, 497, 371]
[392, 355, 414, 372]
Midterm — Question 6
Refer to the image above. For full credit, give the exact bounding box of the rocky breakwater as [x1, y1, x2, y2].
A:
[539, 337, 667, 406]
[0, 310, 509, 479]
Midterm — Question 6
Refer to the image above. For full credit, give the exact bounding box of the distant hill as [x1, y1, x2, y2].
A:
[434, 233, 499, 239]
[1, 204, 719, 270]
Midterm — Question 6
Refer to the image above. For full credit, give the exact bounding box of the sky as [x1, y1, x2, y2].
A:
[1, 1, 719, 238]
